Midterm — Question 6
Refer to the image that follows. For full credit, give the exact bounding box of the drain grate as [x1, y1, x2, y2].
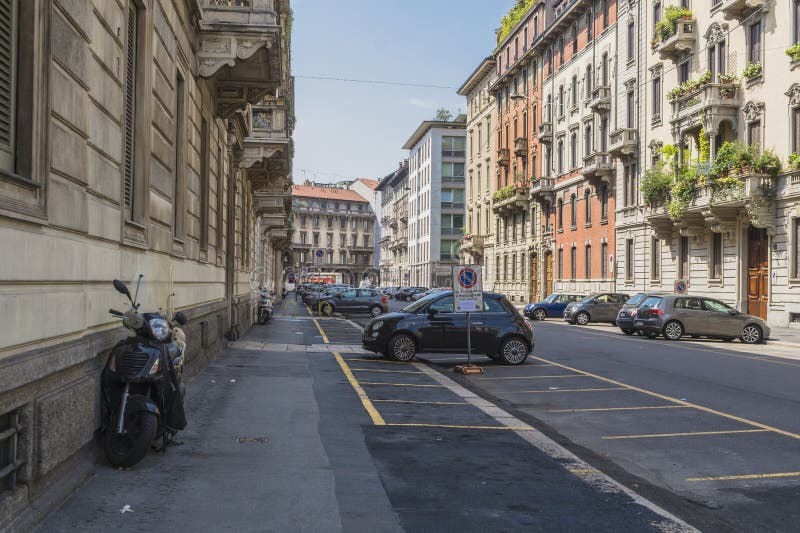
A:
[237, 436, 269, 444]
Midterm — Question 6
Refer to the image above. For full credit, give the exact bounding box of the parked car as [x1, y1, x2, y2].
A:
[320, 288, 389, 317]
[362, 291, 534, 364]
[633, 295, 769, 344]
[615, 292, 666, 335]
[563, 293, 631, 325]
[398, 286, 428, 301]
[524, 293, 585, 321]
[305, 286, 349, 308]
[381, 286, 399, 298]
[412, 287, 449, 300]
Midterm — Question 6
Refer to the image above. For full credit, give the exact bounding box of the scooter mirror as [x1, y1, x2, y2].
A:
[113, 279, 132, 301]
[174, 312, 188, 325]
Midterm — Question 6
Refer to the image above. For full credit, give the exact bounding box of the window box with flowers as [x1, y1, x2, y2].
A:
[787, 43, 800, 68]
[742, 62, 762, 85]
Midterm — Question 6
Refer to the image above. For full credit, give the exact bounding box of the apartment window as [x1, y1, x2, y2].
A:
[748, 120, 761, 148]
[215, 146, 223, 251]
[570, 132, 577, 168]
[300, 215, 307, 226]
[558, 248, 564, 279]
[794, 108, 800, 153]
[571, 75, 578, 107]
[524, 27, 528, 50]
[585, 124, 592, 156]
[624, 163, 637, 207]
[522, 112, 528, 138]
[625, 239, 634, 281]
[652, 75, 662, 120]
[569, 193, 577, 228]
[600, 184, 608, 221]
[326, 234, 333, 247]
[794, 218, 800, 278]
[0, 408, 23, 494]
[601, 242, 608, 278]
[199, 117, 210, 251]
[749, 21, 762, 63]
[442, 136, 465, 157]
[557, 140, 564, 174]
[557, 198, 564, 230]
[602, 0, 609, 28]
[558, 85, 565, 116]
[651, 238, 661, 280]
[710, 233, 723, 280]
[586, 11, 593, 41]
[681, 0, 690, 8]
[679, 235, 690, 279]
[586, 64, 593, 98]
[173, 73, 186, 238]
[544, 204, 551, 232]
[558, 36, 564, 64]
[523, 68, 528, 93]
[627, 21, 635, 62]
[123, 2, 144, 222]
[584, 189, 591, 224]
[600, 117, 608, 151]
[626, 91, 635, 128]
[514, 37, 519, 60]
[585, 244, 592, 278]
[601, 53, 609, 86]
[653, 1, 662, 28]
[340, 218, 346, 229]
[570, 246, 577, 280]
[0, 0, 17, 173]
[678, 60, 690, 84]
[313, 232, 319, 245]
[795, 0, 800, 44]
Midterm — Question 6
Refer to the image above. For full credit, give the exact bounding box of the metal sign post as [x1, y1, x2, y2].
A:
[452, 265, 484, 375]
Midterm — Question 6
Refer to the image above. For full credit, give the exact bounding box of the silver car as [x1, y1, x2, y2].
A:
[563, 293, 630, 325]
[633, 294, 770, 344]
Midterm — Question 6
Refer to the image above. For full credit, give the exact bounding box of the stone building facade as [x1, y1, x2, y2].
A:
[376, 162, 410, 286]
[290, 184, 377, 285]
[0, 0, 293, 527]
[458, 58, 497, 290]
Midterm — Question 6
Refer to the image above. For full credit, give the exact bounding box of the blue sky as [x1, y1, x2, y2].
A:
[291, 1, 508, 184]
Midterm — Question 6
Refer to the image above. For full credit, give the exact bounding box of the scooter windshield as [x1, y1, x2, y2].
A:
[128, 272, 173, 317]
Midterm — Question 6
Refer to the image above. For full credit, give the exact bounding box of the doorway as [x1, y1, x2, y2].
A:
[544, 251, 553, 296]
[747, 226, 769, 320]
[530, 254, 538, 301]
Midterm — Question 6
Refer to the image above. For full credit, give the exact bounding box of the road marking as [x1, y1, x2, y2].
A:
[516, 387, 631, 393]
[343, 357, 409, 365]
[549, 405, 690, 413]
[687, 471, 800, 482]
[372, 399, 469, 405]
[385, 423, 533, 431]
[474, 374, 586, 380]
[360, 381, 445, 388]
[350, 368, 425, 374]
[312, 317, 329, 344]
[602, 429, 770, 440]
[531, 355, 800, 441]
[305, 304, 313, 315]
[332, 352, 385, 426]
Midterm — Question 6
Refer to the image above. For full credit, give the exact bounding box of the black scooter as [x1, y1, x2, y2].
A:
[102, 276, 188, 468]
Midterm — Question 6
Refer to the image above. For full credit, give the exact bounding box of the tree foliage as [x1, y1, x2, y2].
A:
[435, 108, 453, 121]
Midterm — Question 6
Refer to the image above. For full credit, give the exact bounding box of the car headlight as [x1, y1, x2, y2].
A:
[372, 321, 384, 331]
[148, 317, 170, 341]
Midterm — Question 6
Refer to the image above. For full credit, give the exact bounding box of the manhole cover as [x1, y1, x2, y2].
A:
[237, 436, 269, 444]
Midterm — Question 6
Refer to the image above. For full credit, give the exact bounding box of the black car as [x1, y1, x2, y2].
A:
[362, 291, 534, 365]
[615, 292, 668, 335]
[398, 286, 428, 301]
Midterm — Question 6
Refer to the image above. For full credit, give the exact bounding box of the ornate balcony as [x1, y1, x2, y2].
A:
[514, 137, 528, 157]
[583, 152, 613, 178]
[530, 177, 555, 204]
[538, 122, 553, 144]
[609, 128, 638, 157]
[492, 185, 530, 213]
[460, 235, 485, 254]
[497, 148, 510, 166]
[720, 0, 770, 21]
[653, 18, 696, 61]
[670, 83, 740, 134]
[588, 86, 611, 112]
[239, 100, 293, 189]
[253, 193, 289, 216]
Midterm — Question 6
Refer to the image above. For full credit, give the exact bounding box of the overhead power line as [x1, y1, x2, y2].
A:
[295, 74, 457, 90]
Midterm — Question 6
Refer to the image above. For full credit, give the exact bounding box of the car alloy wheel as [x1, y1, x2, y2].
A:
[663, 321, 683, 341]
[501, 337, 528, 365]
[533, 308, 547, 321]
[321, 303, 333, 317]
[370, 305, 382, 317]
[575, 312, 590, 326]
[389, 334, 416, 362]
[741, 325, 762, 344]
[621, 328, 636, 336]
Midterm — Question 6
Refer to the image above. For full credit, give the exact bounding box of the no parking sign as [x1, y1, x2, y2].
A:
[452, 265, 483, 313]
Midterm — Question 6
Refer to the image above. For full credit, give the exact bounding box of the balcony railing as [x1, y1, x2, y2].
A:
[497, 148, 510, 166]
[538, 122, 553, 143]
[530, 177, 555, 203]
[514, 137, 528, 157]
[441, 201, 466, 209]
[246, 101, 290, 141]
[442, 176, 466, 184]
[588, 86, 611, 112]
[653, 18, 696, 60]
[442, 150, 466, 158]
[720, 0, 769, 21]
[671, 83, 740, 125]
[608, 128, 638, 157]
[583, 152, 613, 177]
[441, 228, 464, 237]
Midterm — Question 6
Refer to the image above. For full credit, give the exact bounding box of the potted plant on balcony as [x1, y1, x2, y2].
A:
[735, 143, 758, 175]
[742, 62, 762, 81]
[752, 149, 782, 177]
[709, 141, 739, 182]
[668, 166, 697, 220]
[786, 43, 800, 63]
[641, 162, 672, 207]
[788, 152, 800, 171]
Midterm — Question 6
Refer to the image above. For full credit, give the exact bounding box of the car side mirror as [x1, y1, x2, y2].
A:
[427, 308, 439, 318]
[337, 294, 343, 299]
[727, 309, 739, 316]
[174, 312, 188, 325]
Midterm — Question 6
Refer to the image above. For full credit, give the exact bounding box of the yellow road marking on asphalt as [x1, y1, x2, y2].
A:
[305, 304, 313, 315]
[602, 429, 770, 440]
[350, 368, 425, 374]
[687, 471, 800, 482]
[517, 387, 631, 393]
[474, 374, 586, 380]
[372, 399, 469, 405]
[343, 357, 409, 365]
[568, 468, 599, 475]
[531, 355, 800, 441]
[333, 352, 385, 426]
[360, 381, 446, 388]
[385, 423, 533, 431]
[312, 317, 329, 344]
[549, 405, 691, 413]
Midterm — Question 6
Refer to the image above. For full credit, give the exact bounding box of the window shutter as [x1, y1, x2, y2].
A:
[0, 0, 17, 170]
[123, 5, 138, 214]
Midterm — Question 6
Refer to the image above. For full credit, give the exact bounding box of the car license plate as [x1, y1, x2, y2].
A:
[619, 312, 627, 318]
[634, 320, 644, 326]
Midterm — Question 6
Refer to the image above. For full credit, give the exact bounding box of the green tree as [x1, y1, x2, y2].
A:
[435, 108, 453, 121]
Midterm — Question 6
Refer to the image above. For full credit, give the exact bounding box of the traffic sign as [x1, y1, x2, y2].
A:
[674, 280, 688, 294]
[452, 265, 483, 313]
[313, 248, 325, 265]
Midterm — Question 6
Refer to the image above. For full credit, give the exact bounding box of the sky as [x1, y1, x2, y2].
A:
[291, 0, 509, 184]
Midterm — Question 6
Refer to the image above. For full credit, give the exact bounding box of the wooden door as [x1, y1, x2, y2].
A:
[530, 255, 538, 301]
[544, 252, 553, 296]
[747, 226, 769, 320]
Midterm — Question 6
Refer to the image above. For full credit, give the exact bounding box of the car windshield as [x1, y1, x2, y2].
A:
[626, 293, 648, 306]
[544, 294, 558, 303]
[403, 291, 451, 313]
[640, 296, 663, 308]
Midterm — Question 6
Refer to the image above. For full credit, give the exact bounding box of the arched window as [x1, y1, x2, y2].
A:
[600, 184, 609, 221]
[557, 198, 564, 230]
[584, 189, 592, 224]
[570, 194, 577, 227]
[586, 64, 593, 98]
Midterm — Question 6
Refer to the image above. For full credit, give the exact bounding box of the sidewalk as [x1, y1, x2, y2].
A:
[39, 300, 693, 532]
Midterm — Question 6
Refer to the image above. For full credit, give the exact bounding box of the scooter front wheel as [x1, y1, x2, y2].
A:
[104, 410, 158, 468]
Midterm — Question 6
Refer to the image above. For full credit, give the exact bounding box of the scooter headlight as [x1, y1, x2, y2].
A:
[148, 356, 161, 375]
[148, 317, 170, 341]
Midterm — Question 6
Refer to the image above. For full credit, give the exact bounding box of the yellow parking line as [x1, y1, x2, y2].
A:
[305, 304, 313, 315]
[360, 381, 445, 388]
[372, 399, 469, 405]
[350, 368, 424, 374]
[531, 355, 800, 441]
[386, 423, 533, 431]
[603, 429, 770, 440]
[549, 406, 690, 413]
[312, 317, 329, 344]
[343, 357, 409, 365]
[687, 471, 800, 482]
[517, 387, 631, 393]
[474, 375, 586, 380]
[333, 352, 385, 426]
